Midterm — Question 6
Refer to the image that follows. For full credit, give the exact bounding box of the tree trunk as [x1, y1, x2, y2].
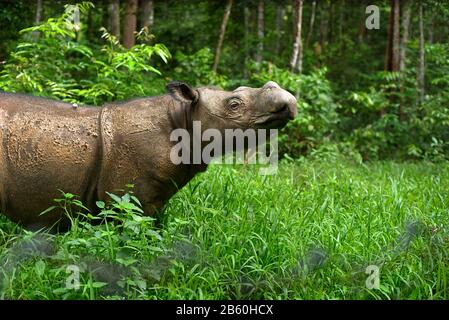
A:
[338, 0, 344, 41]
[399, 0, 412, 121]
[328, 1, 335, 44]
[33, 0, 43, 40]
[305, 0, 316, 48]
[256, 0, 264, 64]
[428, 10, 436, 44]
[319, 2, 328, 48]
[417, 1, 425, 105]
[290, 0, 303, 74]
[358, 0, 366, 43]
[274, 3, 285, 56]
[123, 0, 138, 48]
[140, 0, 154, 30]
[385, 0, 400, 72]
[399, 0, 411, 72]
[244, 5, 250, 78]
[382, 0, 400, 117]
[35, 0, 43, 25]
[392, 0, 401, 71]
[108, 0, 120, 40]
[212, 0, 233, 73]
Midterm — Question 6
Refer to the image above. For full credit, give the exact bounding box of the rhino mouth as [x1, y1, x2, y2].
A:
[255, 117, 290, 129]
[254, 106, 295, 129]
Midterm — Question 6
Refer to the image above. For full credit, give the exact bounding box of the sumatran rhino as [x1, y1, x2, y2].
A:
[0, 81, 297, 230]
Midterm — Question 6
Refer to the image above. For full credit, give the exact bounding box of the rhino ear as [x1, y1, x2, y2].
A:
[166, 81, 199, 103]
[167, 81, 198, 130]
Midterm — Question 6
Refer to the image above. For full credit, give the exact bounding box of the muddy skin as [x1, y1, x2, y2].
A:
[0, 81, 297, 230]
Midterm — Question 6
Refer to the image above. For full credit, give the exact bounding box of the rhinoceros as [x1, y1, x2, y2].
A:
[0, 81, 297, 230]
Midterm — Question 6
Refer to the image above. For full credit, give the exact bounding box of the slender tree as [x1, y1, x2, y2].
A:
[328, 1, 335, 44]
[140, 0, 154, 30]
[382, 0, 401, 116]
[338, 0, 345, 44]
[392, 0, 401, 71]
[399, 0, 411, 72]
[305, 0, 316, 47]
[399, 0, 412, 120]
[274, 2, 285, 56]
[256, 0, 264, 64]
[35, 0, 43, 25]
[290, 0, 303, 73]
[244, 4, 250, 78]
[108, 0, 120, 40]
[385, 0, 400, 72]
[212, 0, 233, 73]
[123, 0, 138, 48]
[33, 0, 43, 40]
[319, 1, 329, 48]
[417, 1, 425, 104]
[358, 0, 367, 43]
[428, 10, 436, 44]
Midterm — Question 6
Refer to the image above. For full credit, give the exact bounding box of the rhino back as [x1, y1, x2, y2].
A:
[0, 92, 102, 226]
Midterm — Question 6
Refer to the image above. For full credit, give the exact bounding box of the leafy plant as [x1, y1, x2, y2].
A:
[171, 47, 229, 88]
[0, 2, 170, 105]
[19, 187, 166, 299]
[342, 43, 449, 161]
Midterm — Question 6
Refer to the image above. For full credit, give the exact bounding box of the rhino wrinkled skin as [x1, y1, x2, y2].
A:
[0, 81, 297, 230]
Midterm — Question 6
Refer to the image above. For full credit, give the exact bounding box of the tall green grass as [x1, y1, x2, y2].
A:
[0, 159, 448, 299]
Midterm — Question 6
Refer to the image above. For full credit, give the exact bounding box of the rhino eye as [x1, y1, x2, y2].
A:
[227, 98, 242, 111]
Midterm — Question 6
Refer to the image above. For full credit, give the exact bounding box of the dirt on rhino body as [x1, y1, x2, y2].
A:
[0, 81, 297, 230]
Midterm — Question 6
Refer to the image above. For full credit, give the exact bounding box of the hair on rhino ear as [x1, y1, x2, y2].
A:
[166, 81, 199, 104]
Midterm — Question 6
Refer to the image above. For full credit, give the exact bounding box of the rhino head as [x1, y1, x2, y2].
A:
[166, 81, 297, 132]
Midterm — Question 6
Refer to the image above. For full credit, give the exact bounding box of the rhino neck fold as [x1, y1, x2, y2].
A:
[167, 96, 208, 180]
[94, 105, 115, 204]
[81, 105, 110, 212]
[168, 96, 195, 133]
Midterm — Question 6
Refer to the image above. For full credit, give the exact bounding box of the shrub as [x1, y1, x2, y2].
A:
[171, 47, 229, 88]
[42, 189, 165, 299]
[342, 42, 449, 161]
[0, 2, 170, 105]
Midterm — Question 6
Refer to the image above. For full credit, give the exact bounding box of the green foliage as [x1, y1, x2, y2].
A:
[0, 0, 447, 302]
[0, 1, 447, 161]
[0, 3, 170, 105]
[1, 161, 448, 299]
[341, 71, 402, 160]
[0, 188, 166, 299]
[171, 48, 229, 87]
[0, 0, 35, 59]
[341, 42, 449, 161]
